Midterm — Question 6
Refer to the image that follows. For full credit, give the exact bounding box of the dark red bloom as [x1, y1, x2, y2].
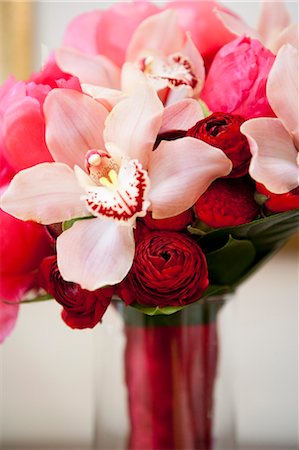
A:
[186, 112, 251, 177]
[119, 231, 209, 307]
[40, 256, 113, 329]
[256, 183, 299, 213]
[143, 210, 193, 231]
[195, 178, 260, 228]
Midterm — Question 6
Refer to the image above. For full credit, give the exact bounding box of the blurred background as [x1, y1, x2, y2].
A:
[0, 1, 298, 449]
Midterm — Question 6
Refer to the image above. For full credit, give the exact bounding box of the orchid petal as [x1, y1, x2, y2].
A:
[258, 0, 290, 47]
[165, 85, 192, 106]
[44, 89, 109, 169]
[104, 82, 163, 168]
[55, 47, 121, 89]
[241, 118, 299, 194]
[126, 9, 185, 61]
[160, 99, 203, 133]
[183, 33, 205, 94]
[82, 84, 126, 110]
[267, 44, 299, 146]
[121, 62, 148, 94]
[270, 24, 299, 54]
[0, 301, 19, 343]
[214, 8, 259, 39]
[1, 163, 88, 224]
[57, 217, 135, 290]
[148, 137, 232, 219]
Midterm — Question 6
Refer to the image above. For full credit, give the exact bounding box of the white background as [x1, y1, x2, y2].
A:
[0, 1, 298, 449]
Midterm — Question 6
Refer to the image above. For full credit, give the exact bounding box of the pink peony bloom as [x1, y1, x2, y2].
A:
[63, 1, 159, 67]
[164, 1, 237, 69]
[63, 1, 237, 71]
[0, 301, 19, 344]
[241, 44, 299, 194]
[216, 0, 298, 55]
[1, 57, 81, 172]
[0, 208, 53, 302]
[1, 76, 232, 291]
[201, 36, 275, 120]
[57, 10, 206, 106]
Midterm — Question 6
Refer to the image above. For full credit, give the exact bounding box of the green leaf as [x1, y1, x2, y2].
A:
[198, 99, 211, 118]
[129, 284, 230, 318]
[132, 303, 185, 316]
[20, 294, 54, 304]
[189, 209, 299, 256]
[206, 235, 256, 285]
[62, 216, 93, 231]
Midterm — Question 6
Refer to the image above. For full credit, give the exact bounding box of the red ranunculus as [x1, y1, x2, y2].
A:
[186, 112, 251, 177]
[256, 183, 299, 213]
[119, 231, 209, 307]
[40, 256, 113, 329]
[143, 210, 193, 231]
[201, 37, 275, 119]
[195, 178, 260, 228]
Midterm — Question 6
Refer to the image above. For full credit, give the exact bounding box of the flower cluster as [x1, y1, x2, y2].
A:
[0, 0, 298, 340]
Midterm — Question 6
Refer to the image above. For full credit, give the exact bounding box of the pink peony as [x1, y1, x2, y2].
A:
[0, 208, 53, 302]
[201, 37, 275, 119]
[1, 57, 81, 172]
[164, 1, 237, 69]
[63, 1, 159, 67]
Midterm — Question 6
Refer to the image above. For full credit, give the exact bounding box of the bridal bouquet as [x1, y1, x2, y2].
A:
[0, 0, 298, 342]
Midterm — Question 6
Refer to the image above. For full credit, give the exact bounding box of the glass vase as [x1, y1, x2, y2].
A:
[94, 296, 236, 450]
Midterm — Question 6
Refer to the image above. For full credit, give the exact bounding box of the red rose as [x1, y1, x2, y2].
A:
[119, 231, 209, 307]
[195, 177, 260, 228]
[143, 210, 193, 231]
[256, 183, 299, 213]
[40, 256, 113, 329]
[186, 112, 251, 177]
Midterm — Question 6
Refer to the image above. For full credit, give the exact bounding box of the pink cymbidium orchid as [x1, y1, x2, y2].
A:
[56, 10, 205, 106]
[241, 44, 299, 194]
[215, 0, 298, 54]
[1, 82, 232, 291]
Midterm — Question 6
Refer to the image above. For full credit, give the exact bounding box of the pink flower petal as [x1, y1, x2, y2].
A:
[267, 44, 299, 147]
[148, 137, 232, 219]
[270, 24, 299, 54]
[121, 62, 148, 94]
[57, 218, 135, 290]
[0, 208, 53, 301]
[82, 84, 126, 111]
[183, 33, 205, 94]
[96, 2, 160, 66]
[160, 99, 204, 134]
[126, 9, 185, 62]
[63, 10, 103, 55]
[55, 47, 121, 89]
[257, 0, 290, 47]
[214, 8, 259, 39]
[0, 301, 19, 343]
[104, 82, 163, 168]
[3, 96, 53, 171]
[1, 163, 88, 224]
[44, 89, 109, 169]
[241, 118, 299, 194]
